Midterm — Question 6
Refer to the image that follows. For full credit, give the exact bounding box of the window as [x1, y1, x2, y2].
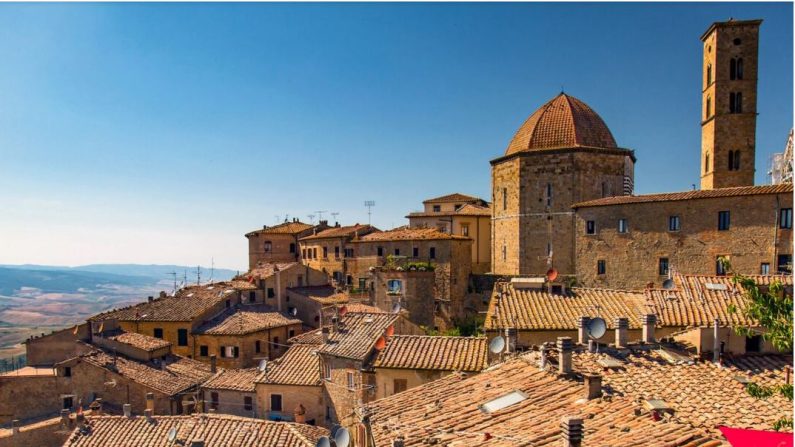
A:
[346, 275, 352, 285]
[730, 58, 736, 80]
[271, 337, 279, 351]
[255, 340, 261, 353]
[718, 211, 730, 231]
[412, 247, 419, 257]
[289, 243, 296, 254]
[377, 246, 383, 257]
[429, 247, 436, 259]
[244, 396, 253, 412]
[225, 299, 231, 308]
[358, 278, 366, 291]
[200, 345, 208, 357]
[313, 248, 317, 259]
[334, 246, 340, 258]
[322, 247, 328, 259]
[745, 335, 762, 353]
[387, 280, 402, 295]
[344, 248, 354, 257]
[668, 216, 680, 232]
[502, 244, 507, 261]
[597, 260, 606, 275]
[302, 248, 307, 259]
[729, 92, 742, 113]
[706, 64, 712, 85]
[153, 328, 164, 339]
[249, 291, 256, 303]
[728, 150, 740, 170]
[210, 392, 219, 410]
[263, 241, 272, 253]
[461, 224, 469, 237]
[347, 372, 355, 390]
[267, 288, 275, 298]
[706, 96, 711, 119]
[393, 378, 408, 394]
[586, 220, 595, 235]
[733, 38, 742, 46]
[736, 58, 743, 79]
[502, 187, 507, 211]
[716, 257, 728, 276]
[659, 258, 669, 276]
[432, 205, 441, 212]
[780, 208, 793, 229]
[63, 396, 74, 410]
[394, 248, 400, 256]
[297, 275, 303, 287]
[618, 219, 628, 234]
[545, 183, 552, 207]
[64, 367, 72, 377]
[705, 152, 710, 172]
[288, 329, 295, 338]
[454, 204, 463, 211]
[778, 254, 792, 274]
[760, 263, 770, 275]
[234, 346, 239, 358]
[323, 363, 331, 380]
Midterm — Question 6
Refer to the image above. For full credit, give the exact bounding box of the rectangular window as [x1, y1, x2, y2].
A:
[233, 346, 239, 358]
[659, 258, 669, 276]
[334, 246, 340, 258]
[153, 328, 163, 339]
[289, 243, 296, 254]
[461, 224, 469, 237]
[344, 248, 354, 257]
[778, 254, 792, 274]
[586, 220, 595, 235]
[745, 335, 762, 353]
[358, 278, 366, 291]
[271, 337, 279, 351]
[502, 188, 507, 211]
[393, 378, 408, 394]
[430, 247, 436, 259]
[64, 367, 72, 377]
[267, 288, 275, 298]
[322, 247, 328, 258]
[394, 248, 400, 256]
[377, 247, 383, 257]
[412, 247, 419, 257]
[313, 248, 317, 259]
[432, 205, 441, 212]
[302, 248, 307, 259]
[244, 396, 253, 411]
[210, 392, 219, 410]
[546, 183, 552, 207]
[200, 345, 208, 357]
[502, 244, 506, 261]
[716, 256, 728, 275]
[597, 260, 606, 275]
[618, 219, 628, 234]
[249, 291, 256, 303]
[780, 208, 793, 229]
[760, 263, 770, 275]
[668, 216, 680, 232]
[288, 329, 295, 338]
[255, 340, 261, 353]
[718, 211, 730, 231]
[323, 363, 331, 381]
[263, 241, 272, 253]
[347, 372, 355, 390]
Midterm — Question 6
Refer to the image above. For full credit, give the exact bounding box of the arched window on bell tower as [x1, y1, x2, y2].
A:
[736, 58, 743, 80]
[705, 153, 710, 173]
[730, 58, 737, 80]
[728, 150, 735, 170]
[706, 64, 712, 86]
[706, 96, 712, 119]
[733, 150, 740, 170]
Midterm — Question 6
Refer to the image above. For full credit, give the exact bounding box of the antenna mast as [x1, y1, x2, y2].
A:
[330, 212, 339, 224]
[196, 266, 202, 286]
[364, 200, 375, 225]
[307, 213, 316, 224]
[167, 271, 177, 296]
[315, 210, 327, 222]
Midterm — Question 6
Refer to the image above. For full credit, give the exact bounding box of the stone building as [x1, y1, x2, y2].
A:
[24, 323, 93, 367]
[242, 263, 330, 314]
[285, 285, 349, 329]
[201, 368, 259, 418]
[371, 268, 437, 328]
[246, 219, 328, 269]
[298, 223, 379, 286]
[406, 193, 491, 273]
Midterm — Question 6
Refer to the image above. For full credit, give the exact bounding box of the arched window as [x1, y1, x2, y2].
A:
[728, 150, 735, 170]
[706, 64, 712, 86]
[733, 151, 741, 170]
[264, 241, 272, 253]
[729, 92, 736, 113]
[730, 58, 736, 80]
[705, 153, 710, 173]
[706, 96, 712, 119]
[736, 58, 743, 80]
[736, 92, 742, 113]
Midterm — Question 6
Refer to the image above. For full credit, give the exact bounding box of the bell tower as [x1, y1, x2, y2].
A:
[700, 19, 762, 190]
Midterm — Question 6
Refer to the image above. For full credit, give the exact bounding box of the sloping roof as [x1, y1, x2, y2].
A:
[572, 184, 793, 208]
[105, 331, 171, 352]
[506, 93, 619, 156]
[64, 414, 328, 447]
[354, 226, 470, 242]
[194, 305, 301, 336]
[71, 350, 213, 396]
[287, 329, 324, 345]
[344, 303, 386, 314]
[484, 284, 649, 331]
[299, 224, 378, 241]
[287, 286, 349, 305]
[90, 283, 241, 322]
[406, 203, 491, 218]
[256, 344, 321, 386]
[365, 351, 716, 447]
[243, 263, 301, 280]
[318, 313, 398, 361]
[374, 336, 487, 372]
[422, 193, 483, 204]
[245, 221, 315, 237]
[202, 368, 259, 392]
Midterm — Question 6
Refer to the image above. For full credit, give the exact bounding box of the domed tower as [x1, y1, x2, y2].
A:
[491, 93, 635, 276]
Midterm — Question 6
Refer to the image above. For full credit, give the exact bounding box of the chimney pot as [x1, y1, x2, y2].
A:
[146, 393, 155, 412]
[576, 316, 590, 345]
[123, 404, 132, 417]
[144, 409, 153, 423]
[642, 314, 657, 344]
[210, 355, 217, 373]
[148, 296, 154, 303]
[560, 415, 584, 447]
[294, 404, 306, 424]
[584, 374, 602, 400]
[713, 319, 721, 363]
[392, 436, 405, 447]
[556, 337, 573, 375]
[614, 317, 629, 348]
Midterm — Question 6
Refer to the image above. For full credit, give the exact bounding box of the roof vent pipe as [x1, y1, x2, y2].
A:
[576, 316, 590, 345]
[123, 404, 132, 418]
[560, 416, 583, 447]
[614, 317, 628, 348]
[642, 314, 657, 344]
[557, 337, 573, 375]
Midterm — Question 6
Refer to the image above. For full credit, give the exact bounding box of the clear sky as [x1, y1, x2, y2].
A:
[0, 2, 791, 271]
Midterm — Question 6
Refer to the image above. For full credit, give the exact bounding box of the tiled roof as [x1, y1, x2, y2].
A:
[559, 346, 793, 437]
[318, 313, 398, 361]
[572, 184, 794, 208]
[229, 279, 259, 291]
[354, 226, 470, 242]
[245, 221, 315, 237]
[406, 203, 491, 218]
[422, 193, 483, 204]
[202, 368, 259, 392]
[299, 224, 378, 241]
[287, 286, 349, 305]
[243, 263, 301, 280]
[105, 331, 171, 352]
[344, 303, 386, 314]
[374, 336, 487, 372]
[256, 344, 321, 386]
[365, 351, 716, 447]
[90, 283, 241, 322]
[288, 329, 323, 345]
[64, 414, 328, 447]
[195, 305, 301, 336]
[506, 93, 619, 156]
[484, 284, 649, 330]
[73, 349, 213, 396]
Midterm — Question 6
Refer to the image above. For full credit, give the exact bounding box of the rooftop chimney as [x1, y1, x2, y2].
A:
[557, 337, 573, 375]
[615, 317, 628, 348]
[642, 314, 657, 344]
[76, 413, 85, 429]
[144, 409, 153, 423]
[146, 392, 155, 412]
[504, 328, 516, 353]
[61, 409, 70, 427]
[159, 291, 167, 299]
[539, 342, 549, 370]
[293, 404, 306, 424]
[583, 374, 602, 400]
[148, 296, 154, 303]
[210, 355, 217, 373]
[576, 316, 590, 345]
[560, 416, 584, 447]
[321, 326, 330, 344]
[713, 319, 721, 363]
[190, 440, 205, 447]
[392, 436, 405, 447]
[587, 339, 596, 353]
[12, 420, 19, 435]
[123, 404, 132, 418]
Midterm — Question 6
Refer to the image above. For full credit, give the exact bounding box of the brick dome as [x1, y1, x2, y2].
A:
[505, 93, 618, 155]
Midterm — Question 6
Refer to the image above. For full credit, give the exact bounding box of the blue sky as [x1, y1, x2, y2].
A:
[0, 3, 791, 270]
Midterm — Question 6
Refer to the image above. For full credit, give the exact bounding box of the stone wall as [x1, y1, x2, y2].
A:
[193, 323, 301, 368]
[372, 271, 435, 328]
[248, 233, 301, 269]
[373, 368, 450, 400]
[25, 324, 91, 367]
[0, 414, 74, 447]
[255, 383, 326, 426]
[0, 375, 61, 424]
[202, 387, 258, 418]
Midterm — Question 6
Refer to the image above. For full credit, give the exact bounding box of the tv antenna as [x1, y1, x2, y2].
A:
[315, 210, 327, 221]
[274, 215, 281, 223]
[307, 213, 316, 224]
[166, 271, 178, 296]
[284, 214, 290, 222]
[196, 266, 202, 286]
[364, 200, 375, 225]
[330, 212, 339, 223]
[207, 258, 215, 284]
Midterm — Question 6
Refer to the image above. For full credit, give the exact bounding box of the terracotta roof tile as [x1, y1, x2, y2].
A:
[202, 368, 259, 392]
[422, 193, 483, 204]
[245, 221, 315, 237]
[288, 329, 324, 345]
[354, 226, 470, 242]
[105, 331, 171, 352]
[194, 305, 301, 336]
[256, 344, 321, 386]
[242, 263, 301, 280]
[406, 203, 491, 218]
[572, 184, 794, 208]
[65, 414, 328, 447]
[318, 313, 398, 361]
[374, 336, 487, 372]
[287, 286, 349, 305]
[344, 303, 386, 314]
[299, 224, 379, 241]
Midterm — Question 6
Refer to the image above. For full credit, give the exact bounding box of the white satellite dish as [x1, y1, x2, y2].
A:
[257, 359, 269, 373]
[289, 307, 299, 316]
[586, 317, 607, 339]
[390, 302, 401, 314]
[662, 278, 675, 290]
[489, 336, 506, 354]
[166, 427, 177, 443]
[334, 428, 350, 447]
[316, 436, 331, 447]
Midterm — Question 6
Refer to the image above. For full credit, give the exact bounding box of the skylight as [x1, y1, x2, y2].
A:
[705, 283, 728, 291]
[479, 390, 528, 414]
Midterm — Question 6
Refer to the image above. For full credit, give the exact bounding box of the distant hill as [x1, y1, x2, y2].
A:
[0, 263, 238, 282]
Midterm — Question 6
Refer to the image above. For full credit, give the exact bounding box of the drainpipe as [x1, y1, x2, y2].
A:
[713, 319, 720, 363]
[276, 269, 282, 312]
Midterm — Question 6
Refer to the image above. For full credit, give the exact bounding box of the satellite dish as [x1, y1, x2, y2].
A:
[489, 336, 506, 354]
[104, 379, 117, 388]
[586, 317, 607, 339]
[334, 428, 350, 447]
[289, 307, 299, 316]
[316, 436, 331, 447]
[166, 427, 177, 443]
[338, 305, 348, 316]
[374, 336, 386, 350]
[546, 268, 559, 282]
[390, 302, 401, 314]
[385, 325, 394, 337]
[257, 359, 269, 373]
[662, 278, 675, 290]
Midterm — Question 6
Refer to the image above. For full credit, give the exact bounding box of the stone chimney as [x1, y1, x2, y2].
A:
[614, 317, 628, 348]
[504, 328, 516, 353]
[146, 393, 155, 412]
[557, 337, 573, 375]
[12, 420, 19, 435]
[560, 416, 583, 447]
[144, 409, 153, 423]
[293, 404, 306, 424]
[76, 414, 85, 429]
[123, 404, 132, 418]
[713, 319, 721, 363]
[642, 314, 657, 344]
[210, 355, 217, 373]
[321, 326, 330, 344]
[392, 436, 405, 447]
[148, 296, 154, 303]
[576, 316, 590, 345]
[583, 374, 602, 400]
